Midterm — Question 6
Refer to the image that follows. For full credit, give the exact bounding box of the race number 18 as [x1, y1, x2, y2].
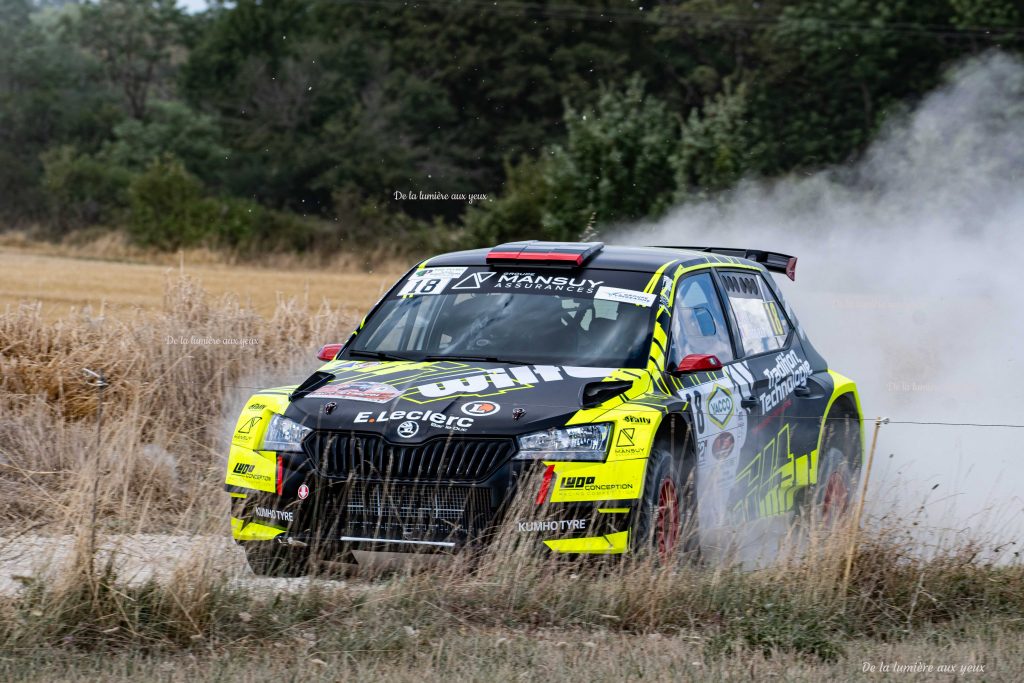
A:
[399, 277, 449, 296]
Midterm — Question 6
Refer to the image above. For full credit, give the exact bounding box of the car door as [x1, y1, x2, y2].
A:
[665, 271, 755, 532]
[715, 269, 812, 519]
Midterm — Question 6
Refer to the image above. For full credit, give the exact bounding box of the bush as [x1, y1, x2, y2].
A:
[127, 157, 209, 249]
[128, 156, 338, 252]
[41, 146, 134, 230]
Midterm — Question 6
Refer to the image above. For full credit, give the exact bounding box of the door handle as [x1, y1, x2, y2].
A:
[741, 397, 758, 409]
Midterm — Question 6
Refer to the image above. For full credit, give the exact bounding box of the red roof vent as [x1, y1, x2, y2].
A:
[486, 241, 604, 268]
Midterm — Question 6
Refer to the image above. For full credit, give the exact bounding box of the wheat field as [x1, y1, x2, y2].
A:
[0, 243, 406, 319]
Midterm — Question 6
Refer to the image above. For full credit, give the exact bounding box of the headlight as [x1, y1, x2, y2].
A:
[513, 424, 611, 462]
[260, 413, 311, 452]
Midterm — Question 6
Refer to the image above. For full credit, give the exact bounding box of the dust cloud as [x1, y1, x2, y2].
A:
[619, 52, 1024, 551]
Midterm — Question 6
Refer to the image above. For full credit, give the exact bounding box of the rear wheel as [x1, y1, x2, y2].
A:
[632, 448, 697, 562]
[243, 541, 312, 578]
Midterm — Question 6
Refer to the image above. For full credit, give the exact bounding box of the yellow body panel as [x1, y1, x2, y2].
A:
[544, 530, 629, 554]
[547, 458, 646, 502]
[224, 444, 277, 492]
[231, 517, 285, 541]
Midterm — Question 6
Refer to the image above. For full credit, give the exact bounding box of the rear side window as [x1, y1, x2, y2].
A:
[720, 271, 791, 356]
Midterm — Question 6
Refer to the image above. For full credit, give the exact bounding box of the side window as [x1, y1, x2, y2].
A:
[720, 271, 791, 356]
[667, 273, 735, 367]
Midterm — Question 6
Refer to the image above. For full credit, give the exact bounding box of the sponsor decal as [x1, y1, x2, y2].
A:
[462, 400, 500, 416]
[297, 483, 310, 500]
[517, 519, 588, 532]
[230, 461, 272, 484]
[659, 275, 674, 308]
[236, 416, 261, 434]
[410, 266, 467, 280]
[413, 365, 611, 400]
[309, 381, 401, 403]
[255, 506, 294, 523]
[615, 427, 636, 447]
[397, 266, 466, 296]
[247, 403, 266, 411]
[759, 349, 812, 413]
[451, 271, 497, 290]
[595, 286, 656, 307]
[492, 272, 603, 293]
[355, 410, 474, 432]
[712, 432, 735, 460]
[396, 420, 420, 438]
[560, 476, 634, 492]
[623, 415, 651, 424]
[707, 385, 734, 429]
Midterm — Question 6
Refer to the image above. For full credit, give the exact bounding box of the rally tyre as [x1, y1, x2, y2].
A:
[808, 403, 862, 528]
[632, 448, 696, 562]
[243, 541, 312, 578]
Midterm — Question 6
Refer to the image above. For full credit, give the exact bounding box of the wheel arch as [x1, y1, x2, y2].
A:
[816, 370, 865, 468]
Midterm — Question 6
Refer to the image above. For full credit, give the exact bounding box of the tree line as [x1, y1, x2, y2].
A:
[1, 0, 1020, 256]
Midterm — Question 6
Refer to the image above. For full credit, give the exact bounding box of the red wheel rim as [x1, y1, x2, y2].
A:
[655, 479, 681, 558]
[821, 471, 849, 523]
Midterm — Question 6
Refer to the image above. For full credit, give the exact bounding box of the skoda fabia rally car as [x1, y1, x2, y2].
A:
[225, 241, 863, 575]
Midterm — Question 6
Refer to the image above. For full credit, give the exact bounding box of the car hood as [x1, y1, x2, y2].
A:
[281, 359, 638, 442]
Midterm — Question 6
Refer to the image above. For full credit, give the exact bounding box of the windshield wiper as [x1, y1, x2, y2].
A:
[347, 349, 417, 362]
[423, 354, 530, 365]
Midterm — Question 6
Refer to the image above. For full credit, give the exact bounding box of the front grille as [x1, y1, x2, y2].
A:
[305, 431, 515, 481]
[310, 482, 491, 544]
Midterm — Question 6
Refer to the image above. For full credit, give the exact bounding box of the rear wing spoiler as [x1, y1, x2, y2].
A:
[652, 246, 797, 281]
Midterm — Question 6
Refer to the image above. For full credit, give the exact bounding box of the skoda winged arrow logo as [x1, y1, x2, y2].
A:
[396, 420, 420, 438]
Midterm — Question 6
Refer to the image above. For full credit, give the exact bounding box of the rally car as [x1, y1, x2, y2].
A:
[225, 241, 863, 575]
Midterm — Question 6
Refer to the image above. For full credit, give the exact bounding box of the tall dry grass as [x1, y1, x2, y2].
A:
[0, 274, 356, 527]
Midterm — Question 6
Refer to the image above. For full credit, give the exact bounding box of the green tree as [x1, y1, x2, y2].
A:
[100, 100, 229, 183]
[673, 83, 754, 199]
[0, 0, 120, 221]
[463, 156, 551, 245]
[73, 0, 185, 120]
[541, 79, 679, 240]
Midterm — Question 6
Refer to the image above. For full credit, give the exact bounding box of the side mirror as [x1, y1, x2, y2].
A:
[317, 343, 344, 361]
[673, 354, 722, 374]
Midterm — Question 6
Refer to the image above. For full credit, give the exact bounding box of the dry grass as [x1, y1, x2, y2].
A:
[0, 520, 1020, 681]
[0, 273, 358, 527]
[1, 253, 1021, 681]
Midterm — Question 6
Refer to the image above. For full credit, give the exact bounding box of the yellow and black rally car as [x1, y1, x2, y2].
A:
[225, 241, 863, 575]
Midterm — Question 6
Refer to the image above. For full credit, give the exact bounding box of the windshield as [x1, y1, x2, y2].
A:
[346, 267, 658, 367]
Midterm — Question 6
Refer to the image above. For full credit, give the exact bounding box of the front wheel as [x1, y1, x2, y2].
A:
[632, 448, 697, 562]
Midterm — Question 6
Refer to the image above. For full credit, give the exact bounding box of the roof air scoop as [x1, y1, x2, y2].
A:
[487, 241, 604, 269]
